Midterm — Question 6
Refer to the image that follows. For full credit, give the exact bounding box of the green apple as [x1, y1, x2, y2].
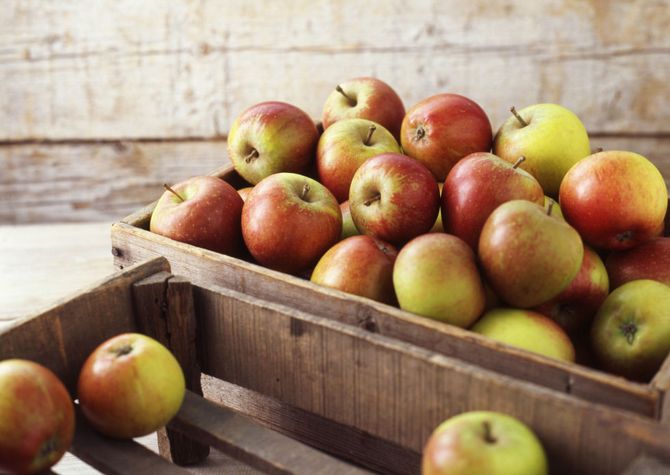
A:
[393, 233, 485, 327]
[472, 308, 576, 362]
[591, 279, 670, 381]
[422, 411, 548, 475]
[493, 104, 591, 197]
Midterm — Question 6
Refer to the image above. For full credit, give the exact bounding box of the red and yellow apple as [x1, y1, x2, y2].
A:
[606, 237, 670, 289]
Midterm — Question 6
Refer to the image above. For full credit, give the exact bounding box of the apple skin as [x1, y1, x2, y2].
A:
[311, 235, 398, 305]
[472, 308, 576, 362]
[77, 333, 185, 439]
[150, 176, 244, 255]
[493, 103, 591, 197]
[349, 153, 440, 245]
[237, 186, 254, 202]
[0, 360, 75, 475]
[591, 279, 670, 381]
[422, 411, 548, 475]
[242, 173, 342, 274]
[228, 101, 319, 185]
[559, 150, 668, 251]
[393, 233, 485, 327]
[316, 118, 401, 202]
[606, 237, 670, 289]
[340, 201, 360, 239]
[533, 245, 609, 333]
[442, 152, 544, 250]
[400, 93, 493, 182]
[479, 200, 584, 308]
[322, 77, 405, 140]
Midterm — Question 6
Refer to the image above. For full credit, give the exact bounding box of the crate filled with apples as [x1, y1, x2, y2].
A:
[112, 77, 670, 420]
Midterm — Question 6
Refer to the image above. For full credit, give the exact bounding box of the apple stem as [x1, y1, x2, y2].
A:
[112, 344, 133, 357]
[510, 106, 528, 127]
[546, 200, 555, 216]
[336, 85, 356, 106]
[482, 421, 497, 444]
[364, 124, 377, 146]
[300, 183, 311, 201]
[244, 148, 259, 163]
[163, 183, 185, 202]
[363, 193, 381, 206]
[512, 156, 526, 169]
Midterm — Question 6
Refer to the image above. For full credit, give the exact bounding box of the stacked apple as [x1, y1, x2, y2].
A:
[150, 76, 670, 382]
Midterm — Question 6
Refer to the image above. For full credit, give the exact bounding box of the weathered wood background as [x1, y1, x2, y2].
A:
[1, 0, 669, 223]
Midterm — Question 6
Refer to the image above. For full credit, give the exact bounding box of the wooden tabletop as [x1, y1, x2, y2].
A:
[0, 222, 258, 474]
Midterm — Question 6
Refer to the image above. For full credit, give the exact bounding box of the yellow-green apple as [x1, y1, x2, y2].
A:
[493, 104, 590, 197]
[150, 176, 244, 255]
[533, 246, 609, 333]
[442, 153, 544, 250]
[472, 308, 576, 362]
[77, 333, 185, 439]
[591, 279, 670, 380]
[349, 153, 440, 245]
[0, 360, 74, 474]
[478, 200, 583, 308]
[400, 93, 493, 181]
[393, 233, 485, 327]
[559, 151, 668, 250]
[237, 186, 253, 202]
[242, 173, 342, 274]
[322, 77, 405, 139]
[422, 411, 548, 475]
[227, 101, 319, 184]
[606, 237, 670, 289]
[311, 235, 397, 305]
[340, 201, 360, 239]
[316, 118, 401, 202]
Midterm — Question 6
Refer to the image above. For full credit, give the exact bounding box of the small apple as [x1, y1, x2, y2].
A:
[349, 153, 440, 245]
[393, 233, 485, 328]
[150, 176, 244, 255]
[0, 359, 75, 475]
[237, 186, 254, 202]
[606, 237, 670, 289]
[493, 103, 591, 197]
[533, 246, 609, 333]
[242, 173, 342, 274]
[422, 411, 548, 475]
[400, 93, 493, 181]
[316, 118, 401, 202]
[472, 308, 576, 362]
[227, 101, 319, 184]
[559, 151, 668, 250]
[77, 333, 185, 439]
[340, 201, 360, 239]
[442, 153, 544, 250]
[478, 200, 583, 308]
[591, 279, 670, 381]
[311, 235, 397, 305]
[322, 77, 405, 139]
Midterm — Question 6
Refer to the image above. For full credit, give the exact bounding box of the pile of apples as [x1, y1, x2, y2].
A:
[150, 77, 670, 383]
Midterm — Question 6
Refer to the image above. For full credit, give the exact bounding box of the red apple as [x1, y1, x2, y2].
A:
[606, 237, 670, 289]
[311, 235, 397, 305]
[77, 333, 186, 439]
[242, 173, 342, 274]
[400, 93, 493, 181]
[0, 359, 74, 475]
[316, 118, 401, 202]
[442, 153, 544, 250]
[322, 77, 405, 139]
[150, 176, 244, 256]
[533, 246, 609, 333]
[349, 153, 440, 245]
[559, 150, 668, 250]
[340, 201, 360, 239]
[227, 101, 319, 184]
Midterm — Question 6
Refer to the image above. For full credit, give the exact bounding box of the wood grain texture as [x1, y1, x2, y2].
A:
[0, 0, 669, 140]
[192, 284, 670, 475]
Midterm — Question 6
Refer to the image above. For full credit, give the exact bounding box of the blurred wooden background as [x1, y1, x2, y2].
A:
[1, 0, 669, 223]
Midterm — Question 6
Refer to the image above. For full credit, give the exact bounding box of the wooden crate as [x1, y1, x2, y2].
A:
[3, 257, 670, 474]
[111, 164, 670, 426]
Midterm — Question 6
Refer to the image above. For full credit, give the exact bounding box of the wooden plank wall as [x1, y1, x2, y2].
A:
[1, 0, 669, 223]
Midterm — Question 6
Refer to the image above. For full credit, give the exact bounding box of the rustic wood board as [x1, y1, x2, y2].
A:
[1, 0, 669, 140]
